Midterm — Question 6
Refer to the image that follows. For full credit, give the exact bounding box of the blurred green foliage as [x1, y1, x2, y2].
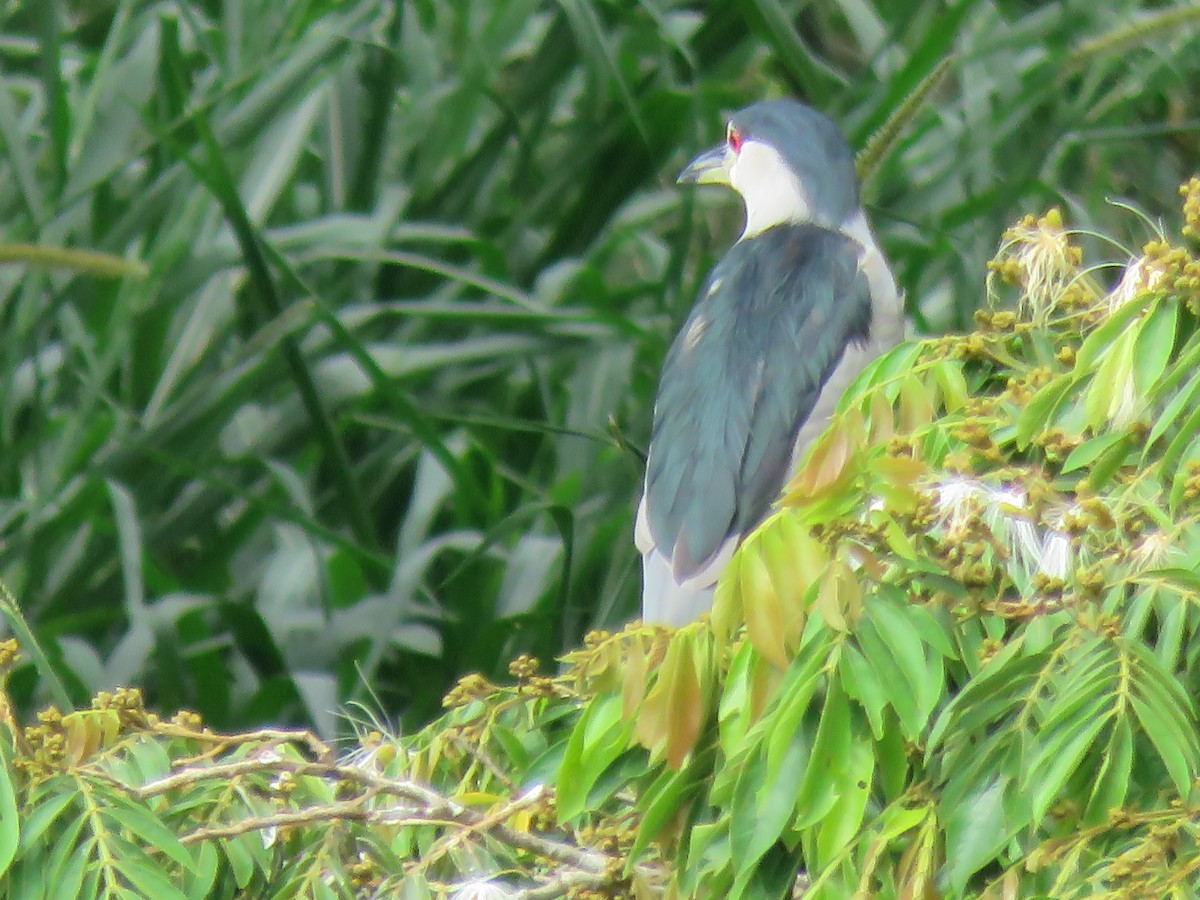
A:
[7, 192, 1200, 898]
[0, 0, 1198, 733]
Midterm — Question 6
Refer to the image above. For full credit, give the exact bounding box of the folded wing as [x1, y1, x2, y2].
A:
[638, 222, 873, 622]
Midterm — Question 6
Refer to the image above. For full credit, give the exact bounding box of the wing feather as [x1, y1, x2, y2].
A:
[640, 222, 872, 589]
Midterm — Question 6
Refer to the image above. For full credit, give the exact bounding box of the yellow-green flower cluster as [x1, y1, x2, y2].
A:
[0, 638, 19, 670]
[18, 706, 69, 776]
[1140, 238, 1200, 314]
[1182, 175, 1200, 239]
[91, 686, 150, 729]
[443, 672, 498, 708]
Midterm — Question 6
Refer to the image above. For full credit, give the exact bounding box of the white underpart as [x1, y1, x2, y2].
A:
[638, 138, 906, 626]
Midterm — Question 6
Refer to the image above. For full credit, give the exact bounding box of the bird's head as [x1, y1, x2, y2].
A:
[677, 99, 859, 238]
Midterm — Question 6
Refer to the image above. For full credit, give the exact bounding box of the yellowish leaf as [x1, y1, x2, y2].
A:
[837, 558, 864, 623]
[815, 562, 849, 632]
[874, 454, 928, 485]
[933, 360, 970, 413]
[748, 646, 786, 723]
[664, 631, 705, 768]
[633, 657, 671, 759]
[740, 543, 790, 669]
[759, 522, 806, 643]
[899, 374, 936, 433]
[623, 636, 649, 721]
[457, 791, 502, 807]
[711, 565, 741, 646]
[786, 409, 864, 500]
[690, 627, 716, 717]
[775, 514, 829, 651]
[869, 388, 896, 442]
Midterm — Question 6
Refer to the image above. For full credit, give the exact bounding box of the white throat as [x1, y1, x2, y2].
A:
[729, 140, 815, 238]
[727, 140, 904, 335]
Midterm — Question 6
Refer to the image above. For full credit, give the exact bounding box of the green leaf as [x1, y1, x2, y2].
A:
[99, 796, 196, 873]
[940, 776, 1012, 894]
[1087, 434, 1136, 490]
[761, 649, 826, 781]
[1164, 405, 1200, 498]
[1060, 430, 1127, 474]
[864, 599, 942, 722]
[1026, 695, 1111, 822]
[730, 731, 806, 884]
[931, 359, 970, 412]
[1074, 298, 1148, 371]
[556, 694, 632, 822]
[0, 739, 17, 877]
[717, 641, 758, 753]
[840, 645, 887, 738]
[1126, 640, 1198, 736]
[679, 821, 732, 896]
[18, 789, 76, 852]
[855, 616, 924, 739]
[814, 733, 875, 867]
[1016, 374, 1076, 448]
[1129, 691, 1196, 797]
[1085, 325, 1136, 430]
[184, 842, 221, 900]
[927, 645, 1048, 755]
[48, 842, 90, 900]
[793, 681, 852, 830]
[1133, 298, 1177, 394]
[630, 765, 702, 862]
[114, 849, 191, 900]
[904, 604, 958, 659]
[1085, 715, 1134, 823]
[224, 834, 259, 890]
[1145, 364, 1200, 451]
[44, 809, 87, 898]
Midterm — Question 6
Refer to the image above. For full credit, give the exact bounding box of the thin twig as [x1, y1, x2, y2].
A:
[412, 784, 550, 875]
[183, 800, 378, 844]
[155, 723, 334, 763]
[134, 756, 610, 873]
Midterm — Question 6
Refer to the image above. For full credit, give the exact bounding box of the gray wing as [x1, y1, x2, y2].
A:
[640, 223, 873, 584]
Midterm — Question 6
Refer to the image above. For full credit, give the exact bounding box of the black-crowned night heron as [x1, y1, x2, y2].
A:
[636, 99, 903, 626]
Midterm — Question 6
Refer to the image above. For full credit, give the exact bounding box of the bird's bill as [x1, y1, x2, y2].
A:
[677, 145, 731, 185]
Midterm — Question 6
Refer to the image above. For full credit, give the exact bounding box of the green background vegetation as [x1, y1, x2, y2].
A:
[0, 0, 1198, 735]
[3, 2, 1200, 897]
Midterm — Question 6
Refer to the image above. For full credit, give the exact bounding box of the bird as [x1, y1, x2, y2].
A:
[636, 99, 903, 626]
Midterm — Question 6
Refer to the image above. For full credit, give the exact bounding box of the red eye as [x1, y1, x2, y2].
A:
[727, 127, 743, 153]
